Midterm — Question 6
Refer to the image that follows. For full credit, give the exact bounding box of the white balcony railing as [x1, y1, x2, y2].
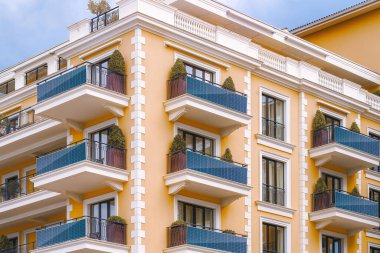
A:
[319, 70, 343, 93]
[174, 11, 216, 41]
[258, 48, 287, 72]
[367, 93, 380, 111]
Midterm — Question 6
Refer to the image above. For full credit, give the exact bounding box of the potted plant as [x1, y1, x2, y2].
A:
[107, 125, 126, 169]
[0, 235, 12, 252]
[350, 186, 361, 197]
[350, 122, 360, 133]
[106, 216, 126, 244]
[221, 148, 233, 163]
[222, 229, 236, 235]
[312, 110, 328, 147]
[168, 59, 187, 99]
[313, 177, 329, 211]
[222, 77, 236, 92]
[169, 220, 187, 247]
[169, 134, 187, 173]
[107, 50, 126, 93]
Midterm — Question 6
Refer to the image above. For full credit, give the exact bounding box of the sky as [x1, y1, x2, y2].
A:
[0, 0, 366, 71]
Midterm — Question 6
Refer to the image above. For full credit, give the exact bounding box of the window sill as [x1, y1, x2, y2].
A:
[256, 134, 295, 154]
[366, 169, 380, 182]
[256, 201, 295, 218]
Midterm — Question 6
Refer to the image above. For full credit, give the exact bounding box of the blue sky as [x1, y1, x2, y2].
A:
[0, 0, 365, 71]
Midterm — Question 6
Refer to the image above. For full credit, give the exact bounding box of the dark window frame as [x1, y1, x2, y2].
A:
[370, 247, 380, 253]
[25, 64, 48, 85]
[58, 57, 67, 70]
[0, 79, 15, 95]
[324, 114, 341, 127]
[322, 173, 342, 192]
[262, 94, 285, 141]
[178, 201, 214, 229]
[370, 132, 380, 141]
[262, 222, 285, 253]
[90, 126, 112, 163]
[184, 62, 214, 83]
[177, 129, 215, 156]
[322, 235, 342, 253]
[369, 188, 380, 202]
[262, 157, 285, 206]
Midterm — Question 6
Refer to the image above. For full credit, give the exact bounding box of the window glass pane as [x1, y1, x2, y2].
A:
[267, 225, 275, 251]
[178, 202, 184, 221]
[276, 162, 284, 188]
[26, 69, 37, 84]
[185, 65, 193, 76]
[91, 203, 99, 218]
[195, 69, 203, 80]
[38, 65, 47, 79]
[195, 136, 203, 153]
[185, 134, 193, 150]
[322, 236, 327, 253]
[204, 139, 213, 156]
[195, 207, 203, 227]
[262, 95, 267, 119]
[276, 99, 284, 124]
[185, 205, 193, 224]
[110, 199, 115, 216]
[204, 72, 211, 82]
[100, 202, 108, 219]
[205, 208, 213, 228]
[268, 97, 275, 122]
[277, 226, 284, 253]
[268, 160, 275, 186]
[263, 224, 268, 250]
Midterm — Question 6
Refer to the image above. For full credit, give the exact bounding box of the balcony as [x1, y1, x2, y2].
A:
[310, 125, 380, 174]
[166, 224, 247, 253]
[164, 75, 250, 136]
[32, 140, 128, 199]
[34, 63, 129, 129]
[310, 190, 380, 233]
[0, 108, 66, 169]
[34, 216, 128, 253]
[90, 7, 119, 32]
[0, 174, 65, 229]
[164, 150, 250, 206]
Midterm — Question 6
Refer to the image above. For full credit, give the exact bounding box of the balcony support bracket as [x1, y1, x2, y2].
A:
[348, 229, 362, 237]
[221, 125, 242, 137]
[315, 220, 332, 230]
[169, 108, 187, 122]
[221, 196, 241, 207]
[104, 105, 124, 117]
[314, 155, 332, 167]
[65, 191, 83, 203]
[168, 182, 187, 195]
[65, 119, 84, 131]
[105, 181, 123, 192]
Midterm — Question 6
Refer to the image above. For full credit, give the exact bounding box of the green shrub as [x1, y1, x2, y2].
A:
[351, 186, 361, 197]
[221, 148, 233, 163]
[314, 177, 328, 193]
[107, 216, 126, 224]
[170, 134, 186, 153]
[108, 125, 126, 149]
[171, 220, 186, 227]
[222, 229, 236, 235]
[312, 110, 327, 130]
[350, 122, 360, 133]
[222, 77, 236, 91]
[108, 50, 126, 75]
[0, 235, 12, 250]
[170, 59, 186, 80]
[374, 90, 380, 97]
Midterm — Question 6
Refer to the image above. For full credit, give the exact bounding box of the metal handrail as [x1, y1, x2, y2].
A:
[168, 223, 247, 238]
[37, 216, 127, 230]
[90, 7, 119, 32]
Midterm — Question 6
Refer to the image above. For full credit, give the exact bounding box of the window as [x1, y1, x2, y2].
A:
[58, 57, 67, 70]
[262, 223, 285, 253]
[262, 94, 285, 141]
[322, 173, 342, 192]
[371, 247, 380, 253]
[262, 157, 285, 206]
[322, 235, 341, 253]
[90, 198, 115, 239]
[324, 115, 341, 127]
[90, 127, 111, 163]
[25, 64, 48, 85]
[8, 237, 18, 252]
[369, 188, 380, 202]
[0, 79, 15, 96]
[184, 63, 214, 83]
[91, 58, 109, 87]
[4, 176, 19, 201]
[178, 201, 214, 229]
[177, 129, 214, 156]
[369, 133, 380, 172]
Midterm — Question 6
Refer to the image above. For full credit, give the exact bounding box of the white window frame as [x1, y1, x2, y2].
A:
[174, 195, 221, 230]
[83, 191, 118, 217]
[23, 226, 40, 249]
[83, 118, 118, 140]
[6, 232, 19, 253]
[260, 217, 291, 253]
[318, 107, 347, 127]
[259, 87, 291, 143]
[174, 52, 221, 84]
[22, 164, 35, 195]
[174, 122, 221, 157]
[369, 242, 380, 252]
[259, 150, 291, 208]
[2, 170, 19, 184]
[318, 167, 347, 191]
[368, 128, 380, 138]
[368, 183, 380, 199]
[320, 230, 347, 253]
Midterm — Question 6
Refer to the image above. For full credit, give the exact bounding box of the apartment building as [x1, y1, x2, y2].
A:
[0, 0, 379, 253]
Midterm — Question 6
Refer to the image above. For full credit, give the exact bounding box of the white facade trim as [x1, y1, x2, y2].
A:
[23, 226, 40, 246]
[83, 118, 118, 139]
[83, 191, 118, 216]
[174, 122, 221, 156]
[174, 195, 221, 229]
[260, 217, 291, 253]
[259, 87, 291, 143]
[368, 127, 380, 137]
[78, 38, 122, 59]
[256, 134, 295, 154]
[318, 107, 347, 127]
[259, 150, 291, 208]
[174, 52, 221, 84]
[2, 170, 20, 184]
[256, 201, 295, 218]
[319, 167, 347, 191]
[130, 28, 146, 253]
[320, 230, 348, 253]
[316, 100, 351, 115]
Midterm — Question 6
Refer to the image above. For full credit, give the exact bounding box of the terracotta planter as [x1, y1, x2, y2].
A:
[170, 151, 186, 173]
[169, 76, 187, 99]
[106, 223, 126, 244]
[169, 225, 187, 247]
